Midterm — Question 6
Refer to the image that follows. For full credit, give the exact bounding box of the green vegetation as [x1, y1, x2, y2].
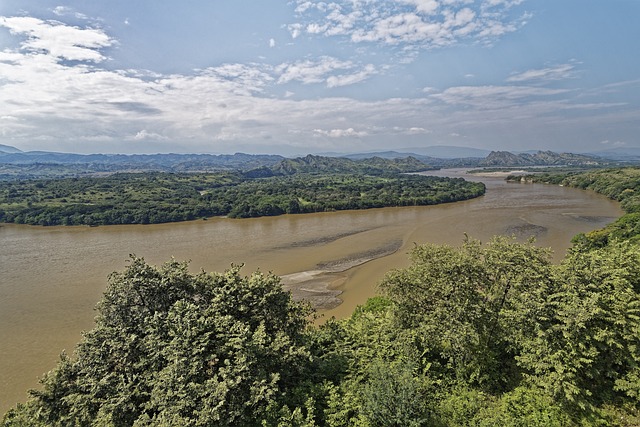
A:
[2, 258, 314, 426]
[4, 167, 640, 426]
[0, 172, 485, 226]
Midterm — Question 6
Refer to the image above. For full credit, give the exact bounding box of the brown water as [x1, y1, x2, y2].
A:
[0, 170, 623, 414]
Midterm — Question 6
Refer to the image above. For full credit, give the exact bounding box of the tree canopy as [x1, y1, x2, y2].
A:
[0, 172, 485, 226]
[3, 257, 315, 426]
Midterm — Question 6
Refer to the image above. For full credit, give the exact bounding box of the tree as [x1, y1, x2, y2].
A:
[517, 241, 640, 411]
[4, 257, 314, 426]
[380, 236, 554, 392]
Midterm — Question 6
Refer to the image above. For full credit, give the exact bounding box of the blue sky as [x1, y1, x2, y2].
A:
[0, 0, 638, 155]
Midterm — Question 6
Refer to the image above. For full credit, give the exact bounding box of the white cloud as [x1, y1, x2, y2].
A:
[326, 64, 377, 88]
[52, 6, 89, 20]
[431, 85, 570, 108]
[52, 6, 70, 16]
[0, 16, 113, 62]
[204, 63, 273, 94]
[289, 0, 529, 49]
[482, 0, 524, 8]
[507, 63, 578, 83]
[269, 38, 276, 48]
[287, 23, 303, 39]
[132, 129, 168, 141]
[276, 56, 355, 85]
[403, 0, 440, 15]
[393, 126, 432, 135]
[313, 128, 368, 138]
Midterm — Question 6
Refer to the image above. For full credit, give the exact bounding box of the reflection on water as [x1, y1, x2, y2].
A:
[0, 169, 623, 414]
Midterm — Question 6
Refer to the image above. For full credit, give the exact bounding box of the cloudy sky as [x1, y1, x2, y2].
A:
[0, 1, 638, 155]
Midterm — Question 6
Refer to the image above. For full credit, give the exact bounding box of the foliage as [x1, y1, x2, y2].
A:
[3, 257, 314, 426]
[381, 236, 554, 391]
[377, 237, 640, 425]
[517, 241, 640, 411]
[0, 172, 485, 225]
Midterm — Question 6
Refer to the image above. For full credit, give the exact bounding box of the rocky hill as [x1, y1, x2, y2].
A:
[265, 154, 434, 176]
[478, 150, 603, 167]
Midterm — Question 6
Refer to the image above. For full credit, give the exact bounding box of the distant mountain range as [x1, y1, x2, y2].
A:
[0, 142, 632, 180]
[397, 145, 491, 159]
[586, 147, 640, 161]
[0, 150, 284, 171]
[319, 145, 490, 159]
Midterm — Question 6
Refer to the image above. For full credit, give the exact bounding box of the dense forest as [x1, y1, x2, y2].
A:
[0, 172, 485, 226]
[3, 167, 640, 426]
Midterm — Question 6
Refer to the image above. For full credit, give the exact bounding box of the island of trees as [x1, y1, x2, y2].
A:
[0, 155, 485, 226]
[3, 167, 640, 426]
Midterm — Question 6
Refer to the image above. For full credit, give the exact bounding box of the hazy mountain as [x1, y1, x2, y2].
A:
[339, 151, 415, 160]
[397, 145, 491, 159]
[0, 144, 22, 153]
[319, 146, 490, 159]
[586, 147, 640, 161]
[479, 150, 604, 167]
[0, 151, 284, 171]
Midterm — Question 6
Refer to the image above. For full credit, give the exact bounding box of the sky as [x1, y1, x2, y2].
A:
[0, 1, 638, 155]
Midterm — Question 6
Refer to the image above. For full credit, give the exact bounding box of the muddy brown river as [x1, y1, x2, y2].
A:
[0, 169, 623, 414]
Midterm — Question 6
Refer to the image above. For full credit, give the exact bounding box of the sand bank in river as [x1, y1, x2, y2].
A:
[280, 239, 403, 310]
[469, 170, 529, 177]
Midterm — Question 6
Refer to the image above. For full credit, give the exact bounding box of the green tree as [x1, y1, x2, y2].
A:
[380, 236, 554, 392]
[518, 241, 640, 411]
[4, 257, 314, 426]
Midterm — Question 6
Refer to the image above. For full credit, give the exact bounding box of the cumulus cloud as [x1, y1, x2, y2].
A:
[289, 0, 528, 48]
[276, 56, 356, 85]
[0, 16, 113, 62]
[132, 129, 168, 141]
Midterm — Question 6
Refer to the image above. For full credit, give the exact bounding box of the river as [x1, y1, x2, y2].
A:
[0, 169, 623, 414]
